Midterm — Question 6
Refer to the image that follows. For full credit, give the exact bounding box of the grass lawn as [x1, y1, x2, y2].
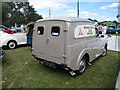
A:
[2, 46, 119, 88]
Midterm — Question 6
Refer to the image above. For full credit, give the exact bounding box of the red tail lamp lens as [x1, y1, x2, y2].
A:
[3, 30, 16, 34]
[64, 64, 67, 67]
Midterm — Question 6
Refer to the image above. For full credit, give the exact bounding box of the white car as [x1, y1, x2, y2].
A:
[0, 29, 27, 49]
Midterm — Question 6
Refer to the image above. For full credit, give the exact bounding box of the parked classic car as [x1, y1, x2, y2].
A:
[106, 24, 120, 34]
[32, 17, 108, 76]
[107, 28, 120, 34]
[0, 27, 27, 49]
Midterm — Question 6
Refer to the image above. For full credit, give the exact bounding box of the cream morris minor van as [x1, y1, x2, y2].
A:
[32, 17, 108, 76]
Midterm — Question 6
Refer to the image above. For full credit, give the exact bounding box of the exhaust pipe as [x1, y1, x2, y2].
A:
[40, 61, 44, 64]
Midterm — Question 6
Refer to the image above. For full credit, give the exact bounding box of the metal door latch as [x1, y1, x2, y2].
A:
[63, 55, 67, 58]
[46, 38, 49, 43]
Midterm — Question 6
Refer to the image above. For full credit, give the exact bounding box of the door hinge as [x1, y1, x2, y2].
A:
[63, 30, 67, 32]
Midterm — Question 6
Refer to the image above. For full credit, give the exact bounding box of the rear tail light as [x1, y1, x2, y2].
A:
[63, 64, 67, 67]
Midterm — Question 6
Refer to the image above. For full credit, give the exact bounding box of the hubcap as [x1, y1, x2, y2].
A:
[9, 42, 15, 49]
[79, 60, 86, 73]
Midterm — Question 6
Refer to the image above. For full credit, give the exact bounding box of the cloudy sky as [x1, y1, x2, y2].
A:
[29, 0, 119, 22]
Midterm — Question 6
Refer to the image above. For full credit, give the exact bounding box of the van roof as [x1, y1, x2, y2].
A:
[36, 17, 92, 23]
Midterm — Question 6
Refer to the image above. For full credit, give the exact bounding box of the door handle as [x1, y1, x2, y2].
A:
[47, 38, 49, 41]
[46, 38, 49, 43]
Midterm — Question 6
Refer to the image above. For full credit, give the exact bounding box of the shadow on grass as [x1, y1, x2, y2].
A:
[2, 44, 30, 50]
[37, 63, 71, 77]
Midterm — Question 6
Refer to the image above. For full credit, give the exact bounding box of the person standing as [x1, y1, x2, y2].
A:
[102, 24, 107, 35]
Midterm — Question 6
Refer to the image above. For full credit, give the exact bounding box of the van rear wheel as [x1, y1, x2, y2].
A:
[76, 56, 87, 75]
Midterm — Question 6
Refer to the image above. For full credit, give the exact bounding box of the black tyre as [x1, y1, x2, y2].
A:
[75, 56, 87, 75]
[7, 41, 16, 49]
[102, 45, 107, 56]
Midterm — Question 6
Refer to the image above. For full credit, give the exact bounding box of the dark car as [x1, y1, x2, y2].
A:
[0, 25, 9, 31]
[107, 26, 120, 34]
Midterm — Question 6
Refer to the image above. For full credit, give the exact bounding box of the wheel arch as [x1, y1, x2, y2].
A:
[76, 49, 90, 70]
[75, 53, 90, 75]
[83, 53, 90, 63]
[105, 43, 107, 49]
[7, 40, 17, 46]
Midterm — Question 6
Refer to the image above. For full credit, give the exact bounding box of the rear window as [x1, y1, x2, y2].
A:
[51, 26, 60, 36]
[37, 27, 44, 35]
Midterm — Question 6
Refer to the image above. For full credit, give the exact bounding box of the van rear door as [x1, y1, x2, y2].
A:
[33, 21, 66, 64]
[32, 23, 46, 58]
[46, 21, 66, 64]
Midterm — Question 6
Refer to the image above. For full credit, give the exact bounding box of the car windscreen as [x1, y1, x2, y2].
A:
[0, 27, 5, 31]
[0, 25, 8, 31]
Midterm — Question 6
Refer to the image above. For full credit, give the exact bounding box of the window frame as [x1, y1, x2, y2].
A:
[37, 26, 44, 35]
[51, 26, 60, 36]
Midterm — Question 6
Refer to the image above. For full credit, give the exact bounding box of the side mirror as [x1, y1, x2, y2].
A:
[99, 31, 102, 34]
[100, 35, 104, 38]
[96, 30, 99, 37]
[108, 35, 111, 38]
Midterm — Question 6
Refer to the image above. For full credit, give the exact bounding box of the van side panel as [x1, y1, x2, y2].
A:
[65, 22, 99, 70]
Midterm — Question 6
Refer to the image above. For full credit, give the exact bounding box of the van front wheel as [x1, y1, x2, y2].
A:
[76, 56, 87, 75]
[102, 46, 107, 56]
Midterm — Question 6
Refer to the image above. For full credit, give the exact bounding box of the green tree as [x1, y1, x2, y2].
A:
[2, 2, 43, 27]
[2, 2, 12, 27]
[93, 19, 98, 22]
[112, 20, 118, 24]
[22, 2, 42, 24]
[87, 18, 93, 21]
